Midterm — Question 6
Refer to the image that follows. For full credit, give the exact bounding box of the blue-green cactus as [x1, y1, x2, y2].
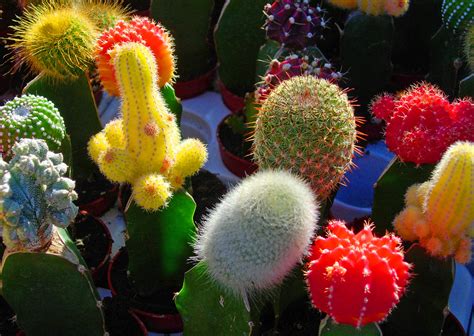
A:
[0, 138, 78, 251]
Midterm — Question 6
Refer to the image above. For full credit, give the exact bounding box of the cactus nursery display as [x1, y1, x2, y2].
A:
[1, 0, 474, 334]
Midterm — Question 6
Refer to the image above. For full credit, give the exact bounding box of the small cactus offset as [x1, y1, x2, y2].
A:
[0, 138, 78, 252]
[306, 220, 411, 328]
[263, 0, 326, 50]
[195, 170, 319, 302]
[393, 141, 474, 263]
[466, 25, 474, 70]
[327, 0, 409, 16]
[371, 83, 474, 164]
[441, 0, 474, 32]
[252, 76, 357, 200]
[88, 42, 207, 211]
[9, 1, 97, 80]
[0, 94, 66, 156]
[256, 53, 343, 102]
[95, 16, 176, 96]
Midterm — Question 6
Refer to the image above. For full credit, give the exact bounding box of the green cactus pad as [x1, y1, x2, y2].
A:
[0, 94, 65, 155]
[175, 261, 256, 335]
[214, 0, 269, 95]
[441, 0, 474, 32]
[341, 13, 394, 105]
[380, 244, 454, 336]
[24, 73, 102, 181]
[372, 157, 435, 237]
[125, 191, 196, 296]
[151, 0, 215, 81]
[2, 251, 105, 336]
[426, 27, 466, 97]
[319, 316, 382, 336]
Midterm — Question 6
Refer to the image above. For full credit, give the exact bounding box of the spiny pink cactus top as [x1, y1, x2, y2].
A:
[371, 83, 474, 164]
[306, 220, 411, 327]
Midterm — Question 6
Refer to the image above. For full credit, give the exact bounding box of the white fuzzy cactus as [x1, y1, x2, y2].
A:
[194, 170, 319, 305]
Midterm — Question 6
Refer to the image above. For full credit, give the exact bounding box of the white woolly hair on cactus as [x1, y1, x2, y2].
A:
[194, 169, 319, 308]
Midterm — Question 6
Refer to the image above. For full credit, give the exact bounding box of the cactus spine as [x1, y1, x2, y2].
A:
[88, 42, 207, 211]
[194, 170, 319, 302]
[393, 141, 474, 263]
[0, 94, 66, 156]
[0, 139, 78, 252]
[252, 76, 357, 200]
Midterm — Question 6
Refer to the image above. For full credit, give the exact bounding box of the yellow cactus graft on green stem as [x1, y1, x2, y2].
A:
[394, 141, 474, 263]
[88, 42, 207, 211]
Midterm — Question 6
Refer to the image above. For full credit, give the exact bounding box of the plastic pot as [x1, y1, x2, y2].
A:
[78, 183, 119, 217]
[174, 67, 216, 99]
[217, 80, 245, 113]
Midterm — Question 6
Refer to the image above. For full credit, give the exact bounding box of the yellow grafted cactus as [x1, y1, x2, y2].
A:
[394, 141, 474, 263]
[328, 0, 409, 16]
[88, 42, 207, 211]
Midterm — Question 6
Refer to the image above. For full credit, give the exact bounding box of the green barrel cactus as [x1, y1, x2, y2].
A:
[0, 94, 66, 156]
[252, 76, 357, 200]
[441, 0, 474, 32]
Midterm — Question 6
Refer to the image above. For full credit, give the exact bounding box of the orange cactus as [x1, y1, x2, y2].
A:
[95, 16, 175, 96]
[306, 220, 411, 328]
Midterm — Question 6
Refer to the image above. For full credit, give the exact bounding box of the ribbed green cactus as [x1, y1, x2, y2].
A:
[0, 94, 66, 156]
[252, 76, 357, 200]
[194, 170, 319, 303]
[0, 139, 78, 251]
[394, 141, 474, 263]
[441, 0, 473, 32]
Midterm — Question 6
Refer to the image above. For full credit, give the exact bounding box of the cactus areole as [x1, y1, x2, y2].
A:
[306, 220, 411, 328]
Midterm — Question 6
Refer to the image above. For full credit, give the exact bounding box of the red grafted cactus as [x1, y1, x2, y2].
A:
[263, 0, 326, 50]
[95, 16, 175, 96]
[371, 83, 474, 164]
[306, 220, 411, 328]
[256, 54, 342, 101]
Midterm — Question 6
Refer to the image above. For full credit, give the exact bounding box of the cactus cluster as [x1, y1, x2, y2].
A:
[327, 0, 409, 16]
[194, 170, 319, 303]
[0, 139, 78, 252]
[306, 220, 411, 328]
[394, 141, 474, 264]
[371, 83, 474, 164]
[88, 42, 206, 211]
[0, 94, 66, 156]
[263, 0, 326, 50]
[95, 16, 175, 97]
[256, 54, 343, 102]
[253, 76, 357, 200]
[9, 1, 97, 80]
[441, 0, 473, 32]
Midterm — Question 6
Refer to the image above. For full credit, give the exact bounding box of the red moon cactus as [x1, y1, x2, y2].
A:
[306, 220, 411, 328]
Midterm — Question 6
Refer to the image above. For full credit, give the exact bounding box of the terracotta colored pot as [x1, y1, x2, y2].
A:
[107, 249, 183, 333]
[79, 184, 119, 217]
[217, 80, 245, 113]
[174, 67, 216, 99]
[217, 116, 258, 178]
